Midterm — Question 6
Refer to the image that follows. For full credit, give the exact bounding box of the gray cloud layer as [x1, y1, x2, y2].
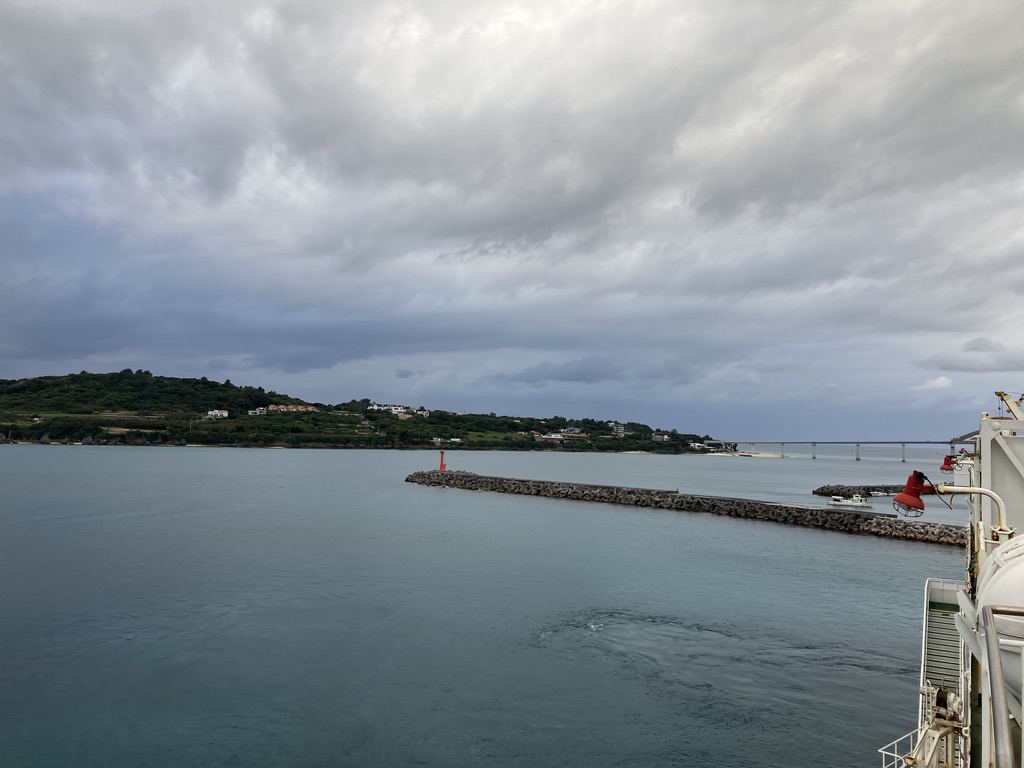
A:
[3, 1, 1024, 438]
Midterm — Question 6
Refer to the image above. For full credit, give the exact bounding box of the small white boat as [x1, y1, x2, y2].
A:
[827, 494, 873, 508]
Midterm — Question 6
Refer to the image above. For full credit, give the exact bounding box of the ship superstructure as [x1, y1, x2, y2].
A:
[880, 392, 1024, 768]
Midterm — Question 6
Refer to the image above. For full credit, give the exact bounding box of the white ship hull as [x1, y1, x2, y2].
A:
[827, 494, 873, 508]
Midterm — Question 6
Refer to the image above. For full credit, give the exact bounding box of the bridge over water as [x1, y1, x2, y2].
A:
[712, 439, 974, 461]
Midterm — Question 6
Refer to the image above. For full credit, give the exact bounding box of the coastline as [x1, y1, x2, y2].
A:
[0, 440, 718, 455]
[706, 451, 784, 458]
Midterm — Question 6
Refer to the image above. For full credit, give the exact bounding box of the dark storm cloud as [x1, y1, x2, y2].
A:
[922, 338, 1024, 374]
[498, 356, 627, 385]
[2, 1, 1024, 437]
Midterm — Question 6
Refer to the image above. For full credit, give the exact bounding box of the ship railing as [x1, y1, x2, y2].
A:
[878, 730, 918, 768]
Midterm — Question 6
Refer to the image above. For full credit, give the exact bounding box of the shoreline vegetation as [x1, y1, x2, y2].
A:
[0, 370, 717, 454]
[0, 439, 779, 456]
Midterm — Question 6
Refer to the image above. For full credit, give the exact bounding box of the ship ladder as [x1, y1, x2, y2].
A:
[914, 590, 966, 768]
[879, 582, 966, 768]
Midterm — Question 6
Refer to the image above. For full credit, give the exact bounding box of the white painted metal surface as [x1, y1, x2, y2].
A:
[879, 394, 1024, 768]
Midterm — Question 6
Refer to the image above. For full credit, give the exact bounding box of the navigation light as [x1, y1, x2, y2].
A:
[893, 470, 930, 517]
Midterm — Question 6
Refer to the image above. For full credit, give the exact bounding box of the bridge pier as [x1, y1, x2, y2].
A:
[855, 443, 861, 461]
[901, 443, 906, 463]
[811, 442, 816, 459]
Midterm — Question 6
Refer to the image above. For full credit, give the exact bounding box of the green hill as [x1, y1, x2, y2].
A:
[0, 370, 711, 452]
[0, 370, 348, 446]
[0, 369, 301, 414]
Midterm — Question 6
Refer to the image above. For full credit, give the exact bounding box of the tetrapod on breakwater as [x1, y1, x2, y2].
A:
[405, 470, 966, 546]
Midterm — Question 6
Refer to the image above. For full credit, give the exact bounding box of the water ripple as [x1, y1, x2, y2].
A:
[531, 606, 913, 725]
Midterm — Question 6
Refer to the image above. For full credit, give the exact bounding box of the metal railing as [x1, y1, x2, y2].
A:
[878, 730, 918, 768]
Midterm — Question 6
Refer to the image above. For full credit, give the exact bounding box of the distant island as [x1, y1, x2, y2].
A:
[0, 370, 717, 453]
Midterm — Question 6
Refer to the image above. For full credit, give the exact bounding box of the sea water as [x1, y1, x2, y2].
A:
[0, 445, 963, 767]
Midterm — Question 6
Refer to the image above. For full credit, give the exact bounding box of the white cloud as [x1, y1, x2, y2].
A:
[913, 376, 953, 391]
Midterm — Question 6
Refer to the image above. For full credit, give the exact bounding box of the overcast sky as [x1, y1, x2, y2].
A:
[3, 1, 1024, 440]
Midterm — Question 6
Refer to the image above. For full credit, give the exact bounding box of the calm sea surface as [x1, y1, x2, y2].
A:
[0, 445, 963, 767]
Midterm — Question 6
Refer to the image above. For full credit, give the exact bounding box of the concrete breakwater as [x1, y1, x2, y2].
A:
[405, 470, 966, 546]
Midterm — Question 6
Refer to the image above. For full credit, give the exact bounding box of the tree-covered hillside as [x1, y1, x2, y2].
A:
[0, 369, 300, 414]
[0, 370, 713, 452]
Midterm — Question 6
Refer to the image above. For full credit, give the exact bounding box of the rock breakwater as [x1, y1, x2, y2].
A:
[405, 470, 966, 546]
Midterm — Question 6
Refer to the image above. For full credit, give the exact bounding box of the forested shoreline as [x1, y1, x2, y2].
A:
[0, 370, 712, 452]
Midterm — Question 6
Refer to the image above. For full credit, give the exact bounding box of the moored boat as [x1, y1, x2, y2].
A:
[826, 493, 873, 507]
